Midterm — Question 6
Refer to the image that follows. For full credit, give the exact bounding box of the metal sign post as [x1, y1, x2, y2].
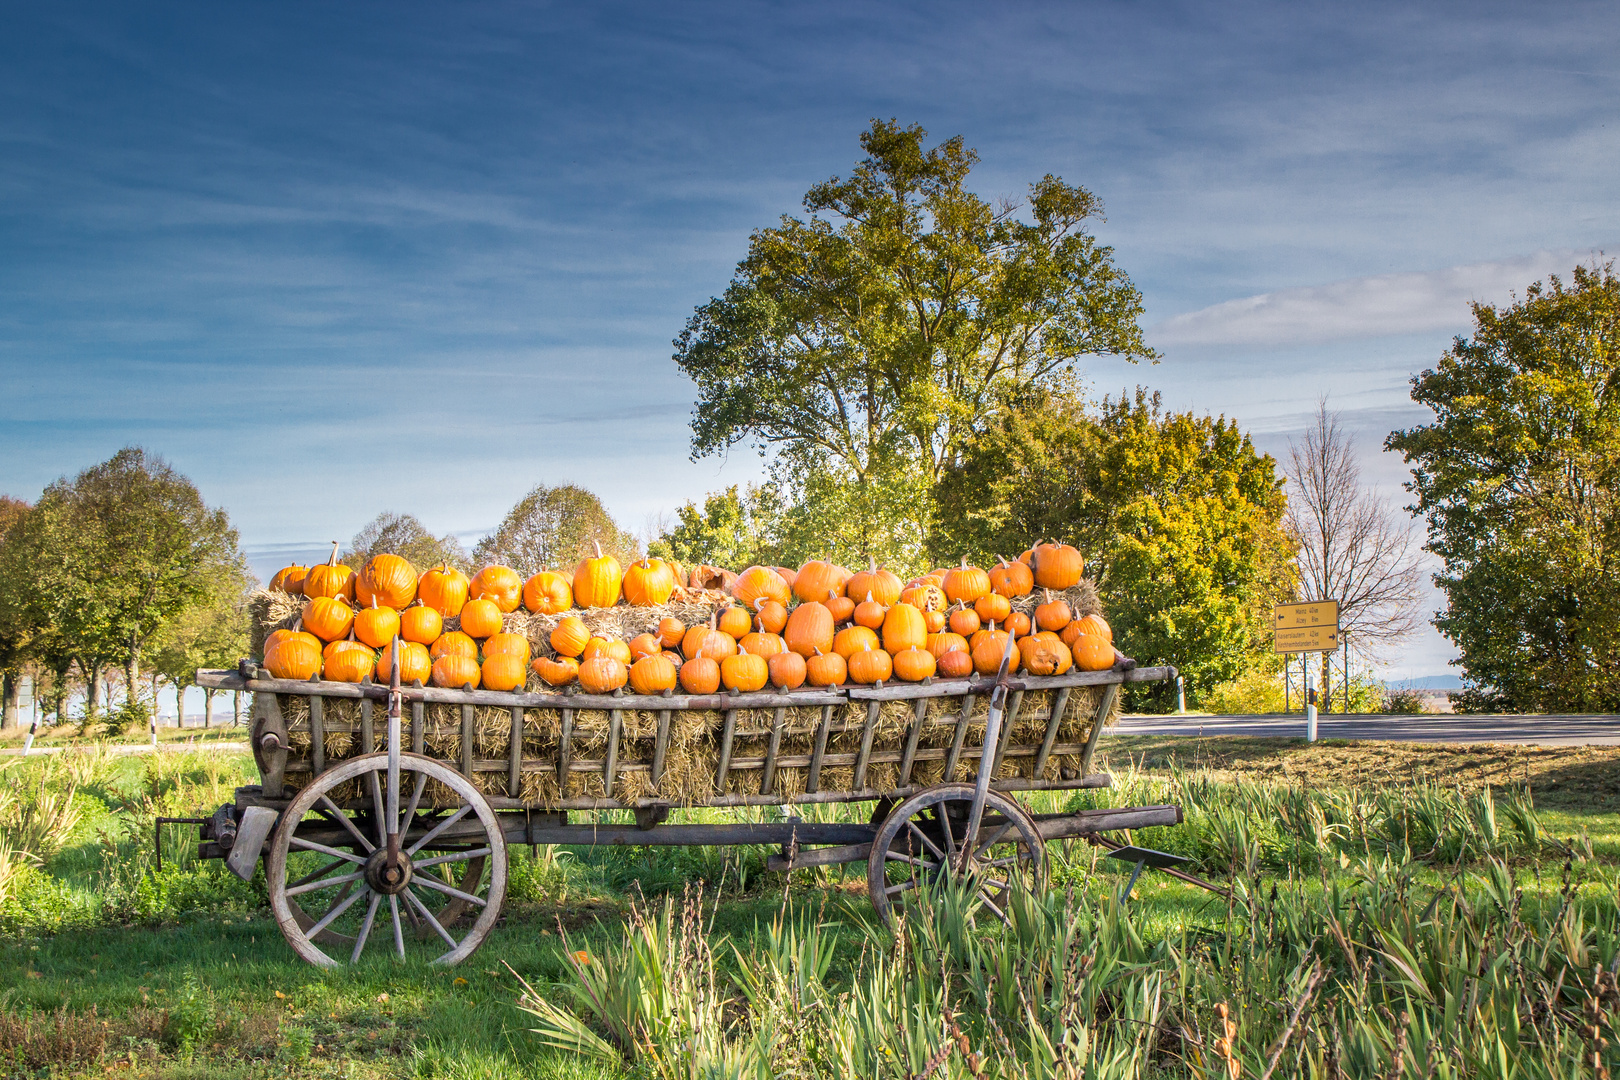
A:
[1274, 600, 1340, 743]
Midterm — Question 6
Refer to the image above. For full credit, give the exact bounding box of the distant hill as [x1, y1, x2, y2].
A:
[1385, 675, 1464, 691]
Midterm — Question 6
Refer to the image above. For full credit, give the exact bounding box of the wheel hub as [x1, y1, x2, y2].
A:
[363, 848, 413, 895]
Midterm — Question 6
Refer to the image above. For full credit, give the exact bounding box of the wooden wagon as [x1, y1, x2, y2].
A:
[192, 646, 1182, 967]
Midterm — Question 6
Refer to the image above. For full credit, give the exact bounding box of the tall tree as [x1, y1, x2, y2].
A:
[1387, 263, 1620, 712]
[149, 557, 252, 727]
[343, 512, 470, 573]
[473, 484, 639, 575]
[0, 496, 31, 729]
[1286, 401, 1423, 662]
[674, 119, 1155, 559]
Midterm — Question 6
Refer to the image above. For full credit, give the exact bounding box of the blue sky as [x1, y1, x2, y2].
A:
[2, 1, 1617, 681]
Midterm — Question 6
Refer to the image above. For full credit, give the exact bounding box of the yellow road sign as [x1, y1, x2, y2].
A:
[1273, 600, 1340, 653]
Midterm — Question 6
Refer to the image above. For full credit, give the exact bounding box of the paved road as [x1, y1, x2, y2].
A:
[1113, 713, 1620, 746]
[1, 741, 249, 757]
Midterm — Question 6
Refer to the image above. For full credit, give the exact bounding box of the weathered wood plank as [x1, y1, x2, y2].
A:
[806, 704, 833, 793]
[507, 706, 523, 798]
[761, 706, 787, 795]
[1031, 686, 1071, 780]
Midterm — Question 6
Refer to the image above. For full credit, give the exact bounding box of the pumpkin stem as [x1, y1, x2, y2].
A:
[326, 541, 340, 566]
[593, 541, 603, 559]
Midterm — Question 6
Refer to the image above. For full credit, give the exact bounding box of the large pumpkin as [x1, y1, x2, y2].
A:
[265, 632, 322, 680]
[629, 653, 678, 695]
[269, 564, 308, 595]
[720, 649, 769, 692]
[578, 656, 628, 694]
[361, 554, 418, 610]
[418, 565, 471, 617]
[892, 646, 936, 683]
[484, 632, 532, 665]
[732, 566, 791, 611]
[845, 561, 901, 606]
[881, 603, 927, 655]
[550, 616, 590, 658]
[303, 596, 355, 643]
[482, 653, 528, 691]
[768, 650, 806, 689]
[847, 644, 893, 685]
[378, 639, 432, 684]
[793, 560, 843, 603]
[469, 566, 523, 613]
[523, 571, 573, 615]
[1030, 542, 1084, 590]
[354, 602, 401, 650]
[805, 648, 846, 687]
[679, 656, 721, 694]
[623, 559, 677, 606]
[532, 655, 579, 687]
[942, 560, 991, 606]
[459, 597, 503, 640]
[430, 630, 477, 662]
[572, 542, 623, 608]
[784, 601, 834, 657]
[971, 629, 1017, 675]
[322, 644, 374, 683]
[432, 654, 481, 689]
[400, 603, 443, 645]
[988, 556, 1034, 599]
[302, 542, 355, 603]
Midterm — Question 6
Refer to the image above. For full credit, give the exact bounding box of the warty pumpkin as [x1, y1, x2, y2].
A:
[354, 601, 400, 650]
[847, 644, 893, 685]
[679, 655, 721, 694]
[430, 630, 477, 662]
[459, 597, 503, 639]
[768, 650, 806, 689]
[732, 566, 791, 611]
[469, 565, 523, 613]
[400, 603, 443, 645]
[784, 601, 834, 657]
[572, 542, 623, 608]
[432, 654, 481, 689]
[623, 558, 677, 606]
[532, 655, 579, 687]
[303, 596, 355, 643]
[892, 646, 936, 683]
[378, 639, 432, 685]
[418, 564, 470, 617]
[361, 554, 418, 610]
[880, 602, 927, 654]
[1030, 542, 1084, 590]
[522, 571, 573, 615]
[629, 653, 678, 695]
[578, 656, 628, 694]
[482, 653, 528, 691]
[302, 542, 356, 603]
[942, 559, 991, 605]
[550, 616, 591, 658]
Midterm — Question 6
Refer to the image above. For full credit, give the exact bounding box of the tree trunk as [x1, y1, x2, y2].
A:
[126, 631, 141, 706]
[177, 683, 185, 729]
[1, 671, 16, 730]
[82, 660, 101, 713]
[204, 689, 214, 729]
[233, 690, 241, 727]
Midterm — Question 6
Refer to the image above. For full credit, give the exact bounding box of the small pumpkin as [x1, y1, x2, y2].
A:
[974, 592, 1012, 624]
[270, 564, 308, 595]
[550, 616, 591, 658]
[432, 654, 482, 689]
[263, 627, 298, 657]
[578, 656, 628, 694]
[922, 607, 946, 633]
[1071, 613, 1112, 643]
[265, 632, 322, 680]
[656, 616, 686, 649]
[1034, 590, 1072, 632]
[1005, 611, 1033, 639]
[683, 620, 736, 661]
[892, 646, 936, 682]
[430, 630, 478, 663]
[949, 603, 980, 637]
[1071, 634, 1114, 672]
[572, 542, 624, 608]
[302, 542, 356, 602]
[784, 601, 835, 657]
[847, 644, 893, 685]
[324, 645, 376, 683]
[354, 601, 401, 649]
[716, 605, 752, 640]
[754, 599, 788, 635]
[484, 632, 532, 665]
[845, 560, 901, 606]
[532, 655, 580, 687]
[900, 583, 946, 612]
[739, 631, 785, 657]
[303, 595, 355, 643]
[732, 566, 791, 611]
[942, 559, 992, 605]
[768, 650, 807, 689]
[628, 633, 663, 661]
[459, 597, 503, 639]
[938, 649, 974, 678]
[522, 571, 573, 615]
[361, 554, 418, 610]
[629, 653, 678, 695]
[793, 560, 843, 603]
[400, 603, 443, 645]
[988, 555, 1035, 598]
[469, 565, 523, 613]
[482, 653, 528, 691]
[623, 559, 677, 606]
[378, 639, 432, 684]
[824, 595, 856, 624]
[805, 648, 847, 687]
[832, 625, 879, 659]
[853, 593, 887, 630]
[418, 564, 471, 617]
[720, 648, 769, 692]
[971, 629, 1018, 676]
[679, 656, 722, 694]
[582, 636, 632, 666]
[880, 602, 927, 654]
[1030, 542, 1084, 590]
[926, 631, 969, 659]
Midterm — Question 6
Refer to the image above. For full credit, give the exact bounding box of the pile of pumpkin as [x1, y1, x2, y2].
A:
[260, 541, 1114, 697]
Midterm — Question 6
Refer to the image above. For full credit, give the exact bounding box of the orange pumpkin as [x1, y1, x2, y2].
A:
[360, 554, 418, 610]
[771, 565, 798, 588]
[378, 639, 432, 685]
[532, 656, 579, 687]
[853, 593, 887, 630]
[1018, 633, 1072, 676]
[484, 632, 532, 665]
[578, 656, 628, 694]
[806, 648, 847, 687]
[460, 597, 503, 639]
[430, 630, 478, 662]
[926, 631, 969, 659]
[688, 565, 737, 591]
[419, 565, 471, 617]
[629, 653, 678, 695]
[623, 559, 677, 606]
[323, 644, 375, 683]
[303, 596, 355, 643]
[270, 564, 308, 595]
[323, 637, 363, 662]
[721, 649, 769, 692]
[482, 653, 528, 691]
[847, 644, 893, 685]
[971, 629, 1017, 675]
[949, 604, 980, 637]
[656, 616, 686, 649]
[679, 656, 722, 694]
[784, 601, 834, 657]
[469, 566, 523, 613]
[793, 560, 843, 603]
[988, 556, 1035, 599]
[739, 631, 785, 658]
[1071, 614, 1112, 643]
[825, 595, 856, 624]
[550, 616, 591, 658]
[938, 649, 974, 678]
[832, 625, 879, 659]
[572, 542, 623, 608]
[432, 654, 482, 689]
[717, 605, 752, 640]
[1005, 611, 1032, 639]
[1030, 542, 1084, 590]
[881, 603, 927, 654]
[845, 561, 901, 606]
[628, 633, 663, 661]
[732, 566, 790, 611]
[263, 627, 298, 657]
[354, 602, 401, 649]
[522, 571, 573, 615]
[974, 593, 1012, 624]
[1034, 591, 1072, 632]
[1071, 634, 1114, 672]
[400, 604, 443, 645]
[265, 632, 322, 680]
[900, 583, 946, 613]
[582, 637, 632, 666]
[754, 599, 788, 635]
[942, 560, 991, 605]
[768, 650, 807, 689]
[302, 543, 356, 602]
[892, 646, 936, 683]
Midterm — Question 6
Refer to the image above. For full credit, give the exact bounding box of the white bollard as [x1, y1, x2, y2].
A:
[1305, 663, 1317, 742]
[1176, 676, 1185, 714]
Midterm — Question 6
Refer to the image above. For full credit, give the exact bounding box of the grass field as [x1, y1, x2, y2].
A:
[2, 735, 1619, 1077]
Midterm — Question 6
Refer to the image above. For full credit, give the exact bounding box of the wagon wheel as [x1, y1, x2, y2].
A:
[266, 753, 507, 968]
[867, 783, 1044, 926]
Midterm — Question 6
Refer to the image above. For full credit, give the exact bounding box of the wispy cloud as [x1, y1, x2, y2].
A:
[1150, 248, 1607, 348]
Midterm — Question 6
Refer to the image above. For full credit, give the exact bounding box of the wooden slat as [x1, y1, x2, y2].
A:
[991, 690, 1024, 777]
[308, 695, 325, 775]
[945, 693, 975, 781]
[853, 700, 880, 789]
[1078, 682, 1119, 776]
[507, 706, 523, 798]
[460, 703, 475, 777]
[359, 692, 374, 754]
[761, 706, 787, 795]
[898, 698, 927, 787]
[806, 704, 833, 793]
[651, 709, 672, 784]
[1032, 686, 1071, 779]
[715, 709, 738, 792]
[604, 709, 623, 799]
[557, 709, 574, 798]
[411, 698, 424, 754]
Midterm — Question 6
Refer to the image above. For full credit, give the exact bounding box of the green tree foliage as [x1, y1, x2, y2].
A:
[473, 484, 639, 575]
[938, 388, 1295, 711]
[648, 484, 787, 570]
[1387, 263, 1620, 712]
[343, 512, 470, 573]
[0, 496, 32, 729]
[148, 555, 252, 723]
[673, 120, 1154, 565]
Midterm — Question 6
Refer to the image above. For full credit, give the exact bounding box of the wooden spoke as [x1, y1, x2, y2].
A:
[369, 771, 388, 847]
[413, 847, 492, 871]
[411, 874, 487, 908]
[289, 837, 366, 864]
[285, 870, 364, 898]
[409, 805, 472, 855]
[389, 895, 405, 958]
[405, 888, 458, 949]
[289, 857, 351, 890]
[320, 795, 376, 853]
[306, 885, 368, 939]
[905, 820, 946, 862]
[351, 893, 382, 964]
